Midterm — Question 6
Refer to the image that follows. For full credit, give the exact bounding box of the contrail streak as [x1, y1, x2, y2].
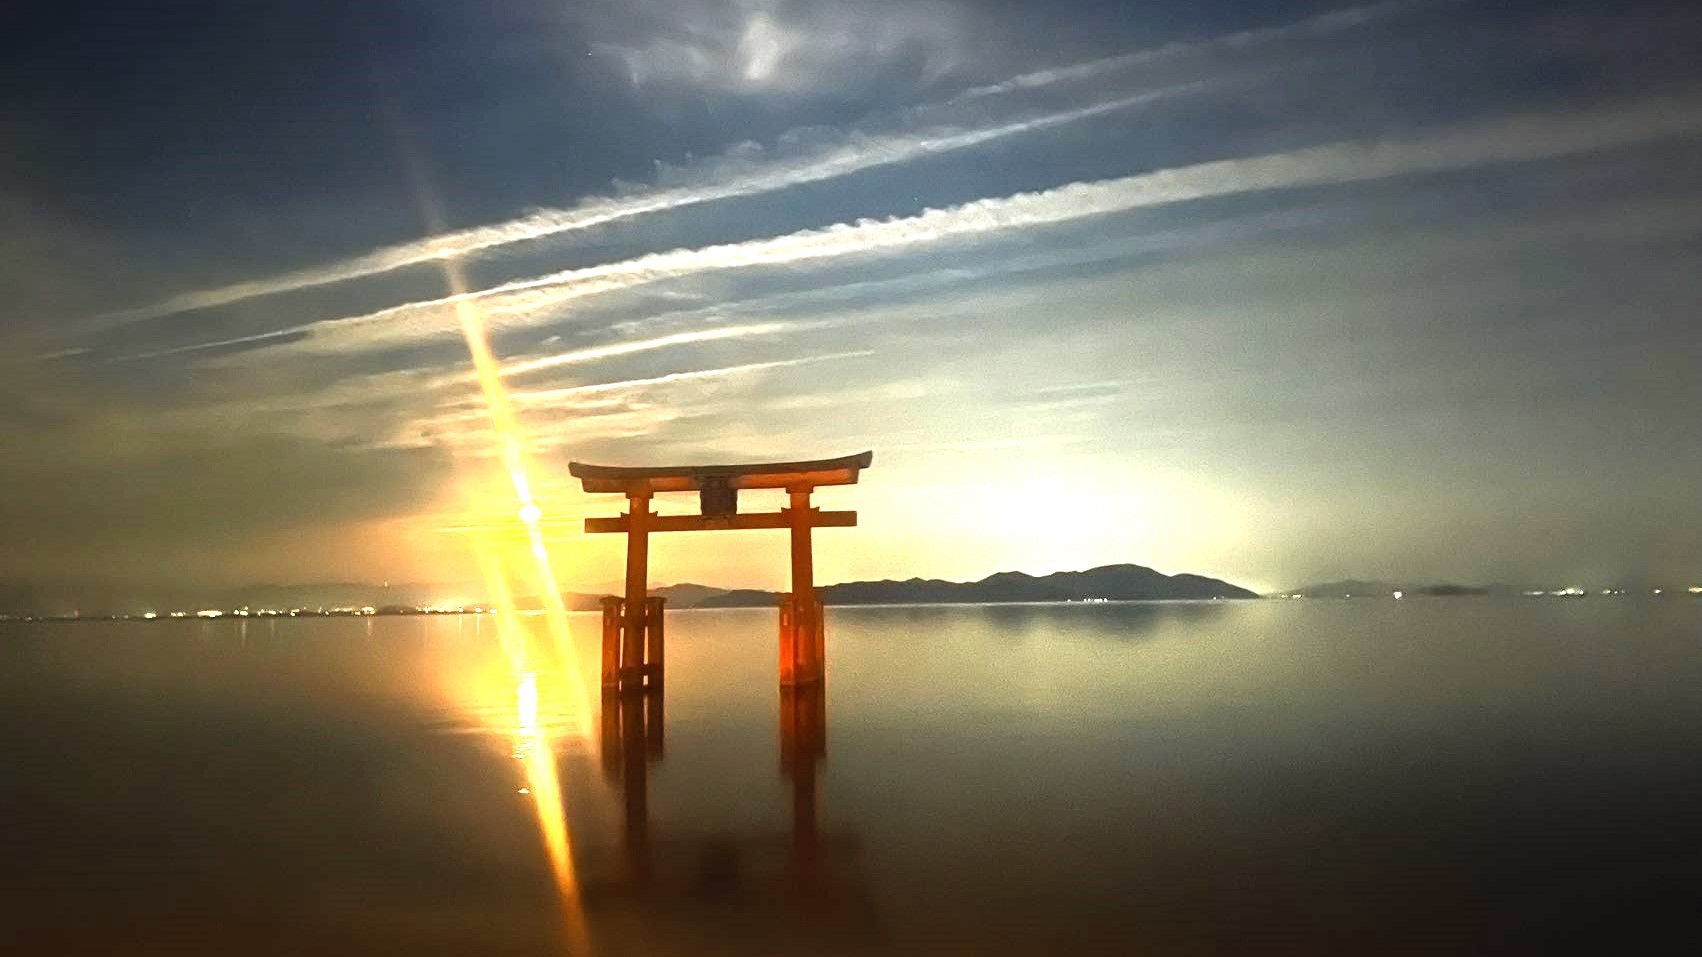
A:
[953, 0, 1419, 101]
[238, 97, 1702, 358]
[508, 351, 876, 404]
[499, 322, 797, 379]
[107, 328, 303, 363]
[84, 4, 1415, 329]
[89, 90, 1201, 328]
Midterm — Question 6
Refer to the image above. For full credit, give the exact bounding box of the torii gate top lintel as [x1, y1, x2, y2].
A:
[567, 450, 872, 495]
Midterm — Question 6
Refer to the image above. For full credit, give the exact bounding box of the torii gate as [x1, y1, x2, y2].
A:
[569, 451, 872, 692]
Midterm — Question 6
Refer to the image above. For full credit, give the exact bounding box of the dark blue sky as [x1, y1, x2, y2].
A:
[3, 0, 1701, 597]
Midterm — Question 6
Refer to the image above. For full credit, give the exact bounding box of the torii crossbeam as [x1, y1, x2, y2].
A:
[569, 451, 872, 692]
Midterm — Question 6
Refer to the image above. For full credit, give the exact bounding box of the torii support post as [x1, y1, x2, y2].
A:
[622, 491, 652, 691]
[599, 597, 622, 689]
[644, 596, 665, 693]
[599, 592, 666, 693]
[785, 487, 824, 685]
[570, 451, 871, 688]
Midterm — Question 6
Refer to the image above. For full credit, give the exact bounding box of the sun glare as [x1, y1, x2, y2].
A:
[416, 181, 595, 950]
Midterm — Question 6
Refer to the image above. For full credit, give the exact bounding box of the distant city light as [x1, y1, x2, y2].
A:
[196, 609, 224, 618]
[1392, 590, 1404, 600]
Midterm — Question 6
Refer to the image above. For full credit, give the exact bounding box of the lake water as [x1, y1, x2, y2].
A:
[3, 600, 1700, 954]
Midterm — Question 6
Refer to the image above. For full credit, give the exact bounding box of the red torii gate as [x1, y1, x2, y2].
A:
[568, 451, 872, 692]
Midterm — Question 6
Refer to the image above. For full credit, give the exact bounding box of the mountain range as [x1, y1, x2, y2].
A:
[646, 563, 1256, 608]
[3, 564, 1254, 617]
[1279, 579, 1501, 598]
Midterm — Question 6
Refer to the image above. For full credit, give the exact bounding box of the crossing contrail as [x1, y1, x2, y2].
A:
[86, 2, 1415, 329]
[952, 0, 1419, 101]
[201, 96, 1701, 359]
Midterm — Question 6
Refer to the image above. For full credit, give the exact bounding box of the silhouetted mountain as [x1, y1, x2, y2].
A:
[1282, 579, 1504, 598]
[1416, 584, 1492, 597]
[695, 588, 785, 607]
[558, 583, 747, 610]
[697, 563, 1255, 607]
[652, 583, 735, 607]
[1281, 579, 1401, 598]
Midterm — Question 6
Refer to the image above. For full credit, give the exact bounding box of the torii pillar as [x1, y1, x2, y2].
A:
[570, 452, 872, 692]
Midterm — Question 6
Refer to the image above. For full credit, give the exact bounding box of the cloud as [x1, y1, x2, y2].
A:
[82, 1, 1407, 331]
[225, 95, 1702, 357]
[589, 0, 963, 96]
[498, 321, 798, 379]
[953, 0, 1420, 101]
[90, 87, 1205, 331]
[395, 350, 875, 453]
[507, 350, 875, 404]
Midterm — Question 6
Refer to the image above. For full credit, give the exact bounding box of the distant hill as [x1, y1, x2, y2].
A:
[1281, 579, 1402, 599]
[560, 582, 745, 610]
[653, 583, 735, 607]
[696, 563, 1256, 607]
[1281, 579, 1501, 598]
[1416, 584, 1492, 597]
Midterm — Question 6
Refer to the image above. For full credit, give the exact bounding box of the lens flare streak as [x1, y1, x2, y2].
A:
[445, 250, 594, 954]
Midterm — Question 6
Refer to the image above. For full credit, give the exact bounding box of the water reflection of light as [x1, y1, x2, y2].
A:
[516, 671, 541, 741]
[511, 668, 588, 952]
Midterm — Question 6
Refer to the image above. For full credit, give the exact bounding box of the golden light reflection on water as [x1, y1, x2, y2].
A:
[456, 348, 596, 954]
[462, 458, 595, 957]
[511, 668, 590, 955]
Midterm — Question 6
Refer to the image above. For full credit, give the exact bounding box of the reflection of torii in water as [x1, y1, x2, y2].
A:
[597, 682, 828, 888]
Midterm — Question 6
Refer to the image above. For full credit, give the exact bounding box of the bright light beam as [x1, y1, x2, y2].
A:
[396, 112, 595, 954]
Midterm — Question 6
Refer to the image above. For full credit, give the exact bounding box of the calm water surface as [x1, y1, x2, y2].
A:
[3, 601, 1700, 954]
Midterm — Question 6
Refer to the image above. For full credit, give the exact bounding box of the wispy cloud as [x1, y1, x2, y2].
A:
[953, 0, 1420, 101]
[84, 3, 1413, 331]
[590, 0, 963, 96]
[91, 91, 1202, 330]
[238, 96, 1702, 357]
[107, 328, 303, 364]
[508, 350, 875, 404]
[395, 350, 876, 452]
[498, 322, 798, 379]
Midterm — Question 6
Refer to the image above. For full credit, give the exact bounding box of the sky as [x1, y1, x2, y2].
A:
[2, 0, 1701, 602]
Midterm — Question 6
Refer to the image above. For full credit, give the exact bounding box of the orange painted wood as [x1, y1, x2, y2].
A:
[568, 451, 872, 494]
[811, 598, 825, 684]
[788, 490, 817, 682]
[621, 494, 652, 689]
[599, 596, 622, 688]
[644, 596, 665, 688]
[778, 592, 796, 686]
[583, 509, 857, 534]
